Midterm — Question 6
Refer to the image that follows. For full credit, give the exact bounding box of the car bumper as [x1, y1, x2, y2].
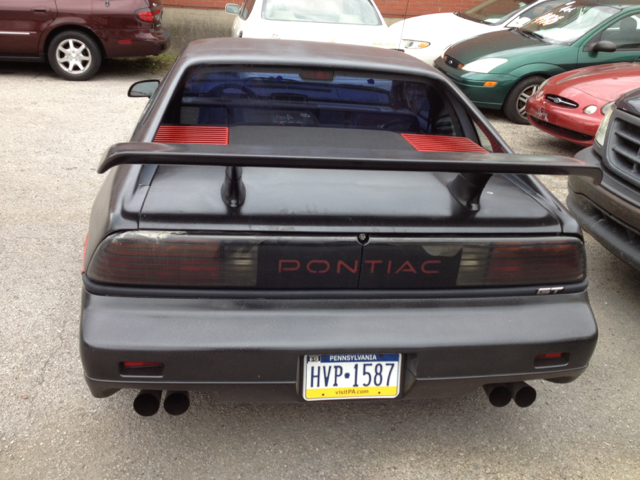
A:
[434, 57, 516, 110]
[80, 286, 597, 401]
[568, 147, 640, 271]
[527, 96, 598, 147]
[99, 28, 171, 58]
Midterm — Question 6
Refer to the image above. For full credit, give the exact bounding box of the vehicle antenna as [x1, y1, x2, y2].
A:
[398, 0, 411, 50]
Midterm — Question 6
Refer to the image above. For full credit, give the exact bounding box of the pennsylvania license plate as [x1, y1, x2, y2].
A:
[302, 354, 401, 401]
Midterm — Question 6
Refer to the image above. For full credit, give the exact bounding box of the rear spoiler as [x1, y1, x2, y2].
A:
[99, 142, 602, 211]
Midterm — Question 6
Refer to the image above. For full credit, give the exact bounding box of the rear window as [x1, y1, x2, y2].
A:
[162, 66, 460, 136]
[263, 0, 382, 26]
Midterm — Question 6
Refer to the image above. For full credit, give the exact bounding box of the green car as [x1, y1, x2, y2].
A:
[435, 1, 640, 124]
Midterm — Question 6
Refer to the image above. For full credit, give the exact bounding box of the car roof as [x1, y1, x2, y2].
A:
[178, 38, 440, 79]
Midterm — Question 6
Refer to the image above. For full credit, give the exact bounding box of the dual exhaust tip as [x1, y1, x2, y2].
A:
[134, 383, 536, 414]
[133, 390, 190, 417]
[483, 382, 537, 408]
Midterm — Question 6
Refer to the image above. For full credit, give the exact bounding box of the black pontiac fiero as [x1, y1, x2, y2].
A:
[81, 38, 602, 416]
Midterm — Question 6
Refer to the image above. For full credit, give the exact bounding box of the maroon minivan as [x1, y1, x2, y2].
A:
[0, 0, 170, 80]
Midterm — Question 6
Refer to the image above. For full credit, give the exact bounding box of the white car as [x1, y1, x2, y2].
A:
[225, 0, 395, 48]
[389, 0, 567, 65]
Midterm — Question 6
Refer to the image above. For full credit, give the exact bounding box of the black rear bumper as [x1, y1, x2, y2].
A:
[80, 288, 597, 401]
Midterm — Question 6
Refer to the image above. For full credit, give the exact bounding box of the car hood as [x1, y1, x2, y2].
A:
[389, 13, 495, 47]
[551, 62, 640, 101]
[445, 30, 567, 72]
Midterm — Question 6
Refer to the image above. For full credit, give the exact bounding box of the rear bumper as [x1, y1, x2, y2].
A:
[99, 28, 171, 58]
[80, 287, 597, 401]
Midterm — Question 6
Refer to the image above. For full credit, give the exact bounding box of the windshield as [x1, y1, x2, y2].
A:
[263, 0, 382, 25]
[162, 67, 460, 137]
[521, 2, 619, 44]
[458, 0, 538, 25]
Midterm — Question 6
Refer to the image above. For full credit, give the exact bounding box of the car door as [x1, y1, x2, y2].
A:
[0, 0, 57, 56]
[577, 11, 640, 68]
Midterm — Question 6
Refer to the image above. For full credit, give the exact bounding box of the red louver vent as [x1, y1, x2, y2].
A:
[402, 134, 488, 153]
[153, 126, 229, 145]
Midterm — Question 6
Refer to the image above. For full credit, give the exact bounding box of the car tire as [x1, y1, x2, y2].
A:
[47, 31, 102, 81]
[503, 75, 546, 125]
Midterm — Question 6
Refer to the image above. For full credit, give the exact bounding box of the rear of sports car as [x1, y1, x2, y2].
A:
[80, 39, 598, 415]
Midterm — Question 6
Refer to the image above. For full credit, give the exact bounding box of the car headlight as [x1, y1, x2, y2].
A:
[462, 58, 508, 74]
[583, 105, 597, 115]
[595, 104, 615, 146]
[538, 78, 550, 91]
[403, 40, 430, 49]
[601, 101, 615, 115]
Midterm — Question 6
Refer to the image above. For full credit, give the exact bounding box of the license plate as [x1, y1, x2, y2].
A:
[302, 353, 401, 401]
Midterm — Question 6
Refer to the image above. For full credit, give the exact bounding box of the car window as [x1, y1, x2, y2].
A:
[457, 0, 538, 25]
[521, 2, 620, 45]
[601, 14, 640, 50]
[164, 67, 460, 137]
[239, 0, 256, 20]
[520, 1, 565, 22]
[262, 0, 382, 26]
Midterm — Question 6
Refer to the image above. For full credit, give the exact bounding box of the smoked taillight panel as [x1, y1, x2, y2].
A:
[86, 233, 586, 289]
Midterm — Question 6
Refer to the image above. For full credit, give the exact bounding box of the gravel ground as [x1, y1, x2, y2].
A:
[1, 60, 639, 480]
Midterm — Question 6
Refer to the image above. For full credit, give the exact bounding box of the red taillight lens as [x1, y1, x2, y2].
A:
[87, 231, 258, 287]
[137, 8, 160, 22]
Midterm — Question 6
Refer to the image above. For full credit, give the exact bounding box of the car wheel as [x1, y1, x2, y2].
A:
[503, 75, 545, 125]
[47, 31, 101, 81]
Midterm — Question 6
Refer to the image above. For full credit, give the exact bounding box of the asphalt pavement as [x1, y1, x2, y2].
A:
[1, 60, 639, 480]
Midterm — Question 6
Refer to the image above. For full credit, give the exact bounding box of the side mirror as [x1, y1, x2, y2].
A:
[128, 80, 160, 98]
[225, 3, 240, 14]
[507, 17, 530, 28]
[593, 40, 617, 53]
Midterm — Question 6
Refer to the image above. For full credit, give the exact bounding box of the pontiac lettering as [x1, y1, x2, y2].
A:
[277, 259, 440, 274]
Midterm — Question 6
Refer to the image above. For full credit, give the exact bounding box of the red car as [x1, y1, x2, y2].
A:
[0, 0, 170, 80]
[526, 61, 640, 147]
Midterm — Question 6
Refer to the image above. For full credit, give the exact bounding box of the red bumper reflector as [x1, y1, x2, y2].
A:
[536, 353, 563, 359]
[153, 126, 229, 145]
[118, 40, 132, 44]
[401, 134, 488, 153]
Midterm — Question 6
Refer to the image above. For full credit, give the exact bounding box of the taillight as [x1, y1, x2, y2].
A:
[136, 8, 161, 23]
[86, 232, 585, 289]
[456, 240, 586, 287]
[87, 231, 258, 287]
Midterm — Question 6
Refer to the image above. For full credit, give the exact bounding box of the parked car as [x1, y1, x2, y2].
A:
[527, 60, 640, 146]
[435, 1, 640, 124]
[80, 38, 601, 416]
[568, 88, 640, 270]
[0, 0, 170, 80]
[225, 0, 394, 47]
[389, 0, 566, 65]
